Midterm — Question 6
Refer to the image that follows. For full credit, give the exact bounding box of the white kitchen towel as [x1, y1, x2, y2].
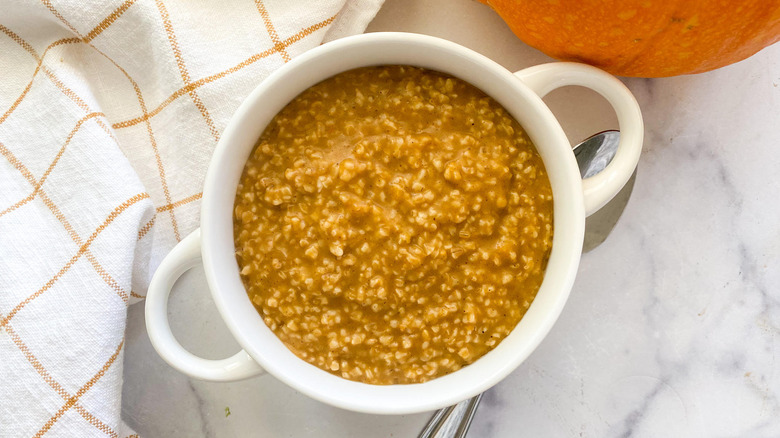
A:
[0, 0, 384, 436]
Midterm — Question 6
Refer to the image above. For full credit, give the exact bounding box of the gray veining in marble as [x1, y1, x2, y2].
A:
[121, 0, 780, 436]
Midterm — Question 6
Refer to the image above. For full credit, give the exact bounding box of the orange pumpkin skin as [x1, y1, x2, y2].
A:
[482, 0, 780, 77]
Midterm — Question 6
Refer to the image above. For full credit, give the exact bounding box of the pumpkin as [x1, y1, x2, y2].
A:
[481, 0, 780, 77]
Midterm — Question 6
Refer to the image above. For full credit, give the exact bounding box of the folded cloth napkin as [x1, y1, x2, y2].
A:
[0, 0, 384, 436]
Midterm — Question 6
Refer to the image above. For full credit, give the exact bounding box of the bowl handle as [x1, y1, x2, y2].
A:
[145, 229, 265, 381]
[514, 63, 643, 216]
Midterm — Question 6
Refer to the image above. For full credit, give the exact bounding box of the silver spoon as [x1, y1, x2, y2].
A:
[419, 130, 635, 438]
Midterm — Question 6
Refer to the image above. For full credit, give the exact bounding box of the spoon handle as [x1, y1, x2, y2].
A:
[418, 393, 483, 438]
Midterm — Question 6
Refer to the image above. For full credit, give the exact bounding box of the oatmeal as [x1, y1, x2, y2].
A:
[233, 66, 553, 385]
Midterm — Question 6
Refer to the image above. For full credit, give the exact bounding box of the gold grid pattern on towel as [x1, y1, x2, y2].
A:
[0, 1, 342, 434]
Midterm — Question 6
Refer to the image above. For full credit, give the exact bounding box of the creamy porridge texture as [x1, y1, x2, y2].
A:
[233, 66, 553, 384]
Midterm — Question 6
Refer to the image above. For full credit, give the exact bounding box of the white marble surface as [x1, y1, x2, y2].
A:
[121, 0, 780, 436]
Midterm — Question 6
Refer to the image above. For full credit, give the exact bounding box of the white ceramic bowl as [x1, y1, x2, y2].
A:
[146, 32, 642, 415]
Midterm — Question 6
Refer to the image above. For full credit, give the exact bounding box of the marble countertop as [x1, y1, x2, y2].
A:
[121, 0, 780, 436]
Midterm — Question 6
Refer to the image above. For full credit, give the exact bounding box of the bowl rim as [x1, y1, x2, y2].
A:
[200, 32, 584, 414]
